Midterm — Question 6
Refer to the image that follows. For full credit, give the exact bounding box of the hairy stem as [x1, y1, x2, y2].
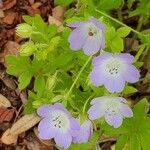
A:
[95, 9, 144, 36]
[66, 56, 92, 99]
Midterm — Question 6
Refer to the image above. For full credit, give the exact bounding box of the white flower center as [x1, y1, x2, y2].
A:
[85, 23, 99, 37]
[103, 98, 122, 116]
[102, 58, 125, 76]
[51, 110, 70, 133]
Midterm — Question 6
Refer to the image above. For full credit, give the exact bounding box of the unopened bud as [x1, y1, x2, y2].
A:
[46, 74, 57, 90]
[20, 42, 35, 56]
[16, 23, 32, 38]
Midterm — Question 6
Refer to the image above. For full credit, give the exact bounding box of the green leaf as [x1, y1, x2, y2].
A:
[129, 0, 150, 17]
[116, 135, 128, 150]
[133, 98, 148, 117]
[127, 0, 135, 9]
[129, 135, 141, 150]
[105, 27, 124, 53]
[34, 75, 45, 97]
[117, 27, 131, 37]
[96, 0, 123, 11]
[123, 85, 137, 95]
[18, 71, 33, 90]
[24, 91, 36, 114]
[55, 0, 74, 6]
[6, 55, 30, 76]
[141, 130, 150, 150]
[23, 15, 33, 25]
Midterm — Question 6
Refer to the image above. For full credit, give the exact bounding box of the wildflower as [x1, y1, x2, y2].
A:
[88, 96, 133, 128]
[68, 17, 105, 55]
[73, 120, 93, 143]
[90, 53, 140, 93]
[37, 103, 80, 149]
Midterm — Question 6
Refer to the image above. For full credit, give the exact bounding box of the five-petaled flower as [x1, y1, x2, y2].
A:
[88, 96, 133, 128]
[67, 17, 105, 55]
[37, 103, 80, 149]
[90, 53, 140, 93]
[73, 120, 93, 143]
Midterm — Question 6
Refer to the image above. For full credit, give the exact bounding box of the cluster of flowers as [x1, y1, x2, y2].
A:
[37, 17, 140, 149]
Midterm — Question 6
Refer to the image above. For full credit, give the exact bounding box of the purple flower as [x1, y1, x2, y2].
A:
[37, 103, 80, 149]
[67, 17, 105, 55]
[88, 96, 133, 128]
[90, 53, 140, 93]
[73, 120, 93, 143]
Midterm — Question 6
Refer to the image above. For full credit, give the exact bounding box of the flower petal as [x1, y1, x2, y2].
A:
[73, 120, 93, 143]
[120, 104, 133, 118]
[92, 53, 112, 66]
[116, 53, 134, 64]
[70, 117, 80, 137]
[53, 103, 71, 116]
[38, 118, 57, 139]
[37, 105, 52, 118]
[83, 32, 102, 55]
[105, 113, 123, 128]
[88, 104, 104, 120]
[89, 17, 105, 31]
[68, 27, 87, 50]
[123, 65, 140, 83]
[55, 132, 72, 149]
[67, 21, 88, 28]
[104, 76, 125, 93]
[90, 97, 106, 105]
[90, 67, 106, 86]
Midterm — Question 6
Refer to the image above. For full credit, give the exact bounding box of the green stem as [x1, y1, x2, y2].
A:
[117, 8, 123, 22]
[134, 44, 146, 62]
[82, 94, 94, 114]
[93, 122, 101, 150]
[95, 9, 144, 36]
[66, 56, 92, 99]
[136, 15, 144, 31]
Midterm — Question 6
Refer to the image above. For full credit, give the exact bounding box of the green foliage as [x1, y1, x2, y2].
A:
[122, 85, 137, 95]
[129, 0, 150, 17]
[55, 0, 74, 6]
[94, 0, 123, 11]
[105, 26, 131, 53]
[102, 99, 150, 150]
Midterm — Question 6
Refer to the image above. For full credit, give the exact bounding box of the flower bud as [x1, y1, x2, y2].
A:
[16, 23, 32, 38]
[20, 42, 35, 56]
[46, 74, 57, 90]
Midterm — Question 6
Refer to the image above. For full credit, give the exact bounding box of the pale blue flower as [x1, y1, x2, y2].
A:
[88, 96, 133, 128]
[37, 103, 80, 149]
[68, 17, 105, 55]
[90, 53, 140, 93]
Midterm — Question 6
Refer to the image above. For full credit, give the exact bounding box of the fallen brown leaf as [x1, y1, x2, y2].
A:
[31, 2, 42, 9]
[1, 128, 18, 145]
[3, 12, 17, 25]
[3, 0, 16, 10]
[0, 9, 4, 18]
[52, 6, 66, 22]
[0, 107, 14, 123]
[3, 41, 20, 56]
[48, 15, 64, 32]
[1, 76, 17, 90]
[0, 94, 11, 107]
[10, 113, 41, 135]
